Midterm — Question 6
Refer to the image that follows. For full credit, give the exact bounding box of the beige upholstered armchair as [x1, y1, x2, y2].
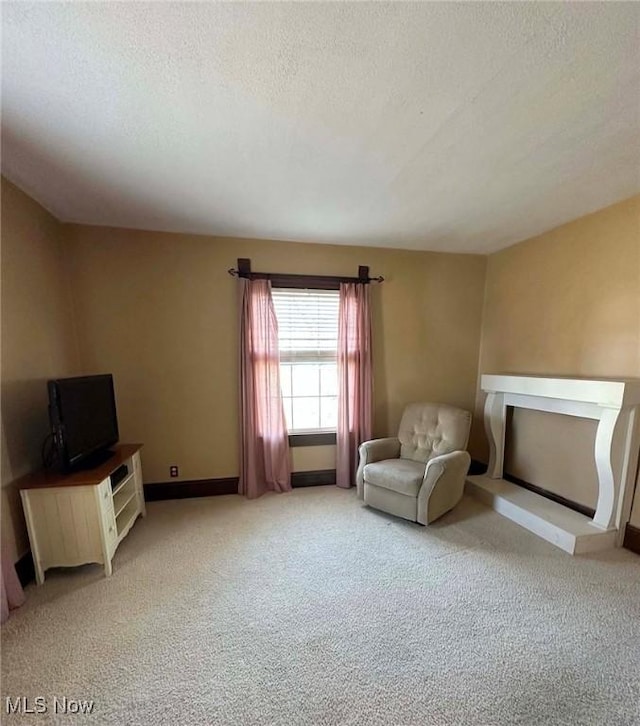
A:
[357, 403, 472, 524]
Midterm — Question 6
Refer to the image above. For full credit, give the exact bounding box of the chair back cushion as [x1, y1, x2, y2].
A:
[398, 403, 471, 463]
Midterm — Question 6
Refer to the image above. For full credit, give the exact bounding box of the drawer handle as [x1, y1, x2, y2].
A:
[104, 491, 109, 499]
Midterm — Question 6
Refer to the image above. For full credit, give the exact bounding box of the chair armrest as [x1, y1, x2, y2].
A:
[355, 438, 401, 499]
[417, 450, 471, 525]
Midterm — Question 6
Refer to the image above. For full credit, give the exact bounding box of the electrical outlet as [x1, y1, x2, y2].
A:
[170, 465, 179, 478]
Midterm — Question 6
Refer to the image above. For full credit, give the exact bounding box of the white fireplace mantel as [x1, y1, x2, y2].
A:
[467, 374, 640, 554]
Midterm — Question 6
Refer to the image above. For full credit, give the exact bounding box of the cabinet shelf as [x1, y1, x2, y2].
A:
[116, 497, 140, 541]
[113, 474, 136, 514]
[112, 471, 135, 497]
[114, 489, 137, 519]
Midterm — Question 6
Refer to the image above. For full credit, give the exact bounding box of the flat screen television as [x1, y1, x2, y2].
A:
[48, 374, 119, 472]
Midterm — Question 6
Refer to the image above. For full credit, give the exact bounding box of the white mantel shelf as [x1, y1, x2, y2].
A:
[466, 374, 640, 554]
[482, 374, 640, 409]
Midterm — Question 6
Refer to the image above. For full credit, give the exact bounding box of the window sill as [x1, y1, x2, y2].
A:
[288, 432, 336, 447]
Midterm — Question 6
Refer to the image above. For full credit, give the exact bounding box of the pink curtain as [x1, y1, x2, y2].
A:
[336, 282, 373, 488]
[1, 550, 25, 624]
[239, 278, 291, 499]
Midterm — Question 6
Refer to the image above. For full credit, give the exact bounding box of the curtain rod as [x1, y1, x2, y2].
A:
[227, 260, 384, 286]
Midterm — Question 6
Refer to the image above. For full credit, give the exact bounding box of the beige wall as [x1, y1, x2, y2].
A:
[472, 195, 640, 524]
[4, 176, 637, 563]
[64, 224, 486, 484]
[1, 178, 81, 561]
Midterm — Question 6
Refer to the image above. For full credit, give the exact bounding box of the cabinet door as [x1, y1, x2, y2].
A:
[26, 486, 104, 569]
[132, 451, 146, 517]
[97, 478, 118, 554]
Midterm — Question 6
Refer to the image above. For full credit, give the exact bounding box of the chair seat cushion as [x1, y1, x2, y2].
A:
[363, 458, 426, 497]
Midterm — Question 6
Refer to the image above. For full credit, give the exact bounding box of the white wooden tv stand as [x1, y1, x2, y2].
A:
[19, 444, 145, 584]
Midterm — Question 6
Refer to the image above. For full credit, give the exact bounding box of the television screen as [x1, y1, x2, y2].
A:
[48, 374, 119, 471]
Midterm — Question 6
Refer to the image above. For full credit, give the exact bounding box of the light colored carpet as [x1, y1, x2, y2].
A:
[2, 487, 639, 725]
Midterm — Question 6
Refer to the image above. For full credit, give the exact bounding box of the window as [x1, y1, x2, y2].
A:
[272, 288, 339, 433]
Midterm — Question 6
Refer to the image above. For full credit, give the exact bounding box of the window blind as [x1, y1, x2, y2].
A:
[272, 288, 339, 363]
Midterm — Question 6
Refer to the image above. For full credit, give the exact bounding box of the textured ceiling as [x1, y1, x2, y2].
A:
[2, 3, 639, 253]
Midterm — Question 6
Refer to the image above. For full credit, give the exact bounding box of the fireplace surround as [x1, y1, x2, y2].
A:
[466, 375, 640, 554]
